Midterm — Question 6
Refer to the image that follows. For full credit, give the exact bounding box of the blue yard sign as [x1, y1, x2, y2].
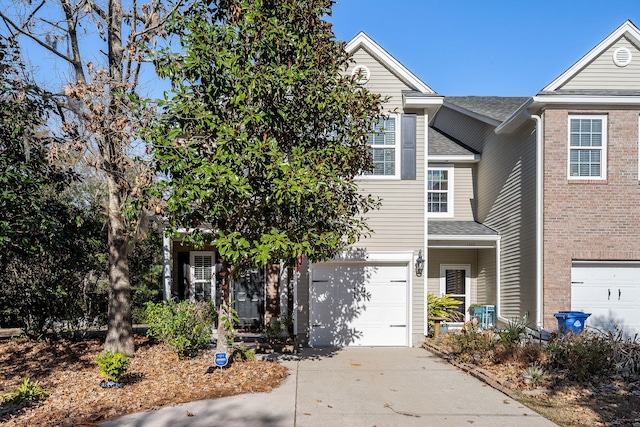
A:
[214, 352, 228, 368]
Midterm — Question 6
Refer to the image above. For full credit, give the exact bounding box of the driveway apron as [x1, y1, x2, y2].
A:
[102, 346, 557, 427]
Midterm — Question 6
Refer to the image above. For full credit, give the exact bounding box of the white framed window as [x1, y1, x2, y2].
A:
[365, 115, 401, 179]
[190, 251, 215, 302]
[439, 264, 471, 323]
[427, 166, 454, 217]
[568, 115, 607, 180]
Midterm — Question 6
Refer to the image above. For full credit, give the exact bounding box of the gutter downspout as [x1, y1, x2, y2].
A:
[526, 111, 544, 330]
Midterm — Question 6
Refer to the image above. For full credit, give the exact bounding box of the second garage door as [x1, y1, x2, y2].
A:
[310, 263, 409, 347]
[571, 262, 640, 337]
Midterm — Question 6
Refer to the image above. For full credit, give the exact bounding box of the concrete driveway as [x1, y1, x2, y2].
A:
[102, 346, 557, 427]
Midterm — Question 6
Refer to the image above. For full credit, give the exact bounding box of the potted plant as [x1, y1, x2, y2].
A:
[427, 293, 464, 337]
[96, 350, 130, 388]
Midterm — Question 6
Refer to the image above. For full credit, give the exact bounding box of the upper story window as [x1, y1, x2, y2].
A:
[365, 116, 401, 178]
[428, 166, 453, 217]
[568, 115, 607, 180]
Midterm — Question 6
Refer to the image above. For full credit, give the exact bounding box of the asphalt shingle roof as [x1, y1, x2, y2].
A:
[444, 96, 530, 123]
[428, 127, 478, 156]
[428, 221, 498, 236]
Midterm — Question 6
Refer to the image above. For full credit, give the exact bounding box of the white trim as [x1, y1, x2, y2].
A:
[567, 114, 608, 180]
[439, 264, 471, 322]
[428, 234, 500, 241]
[351, 64, 370, 83]
[362, 114, 402, 180]
[543, 20, 640, 92]
[162, 233, 172, 300]
[428, 154, 480, 163]
[427, 166, 454, 218]
[533, 95, 640, 105]
[423, 111, 429, 338]
[330, 251, 414, 263]
[189, 251, 216, 303]
[496, 239, 503, 324]
[403, 95, 444, 108]
[613, 47, 632, 67]
[345, 32, 435, 94]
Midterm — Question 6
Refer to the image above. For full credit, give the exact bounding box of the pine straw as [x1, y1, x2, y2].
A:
[0, 336, 288, 426]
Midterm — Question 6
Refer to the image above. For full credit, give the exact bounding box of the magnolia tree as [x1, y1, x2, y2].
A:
[145, 0, 384, 351]
[0, 0, 190, 355]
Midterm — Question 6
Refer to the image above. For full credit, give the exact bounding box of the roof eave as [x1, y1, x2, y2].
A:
[346, 32, 437, 95]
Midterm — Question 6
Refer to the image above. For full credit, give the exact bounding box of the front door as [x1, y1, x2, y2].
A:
[440, 264, 471, 322]
[232, 268, 265, 330]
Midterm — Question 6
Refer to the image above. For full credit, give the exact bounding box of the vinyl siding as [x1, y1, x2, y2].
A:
[427, 249, 477, 304]
[477, 248, 497, 305]
[356, 110, 425, 252]
[432, 107, 489, 154]
[562, 37, 640, 90]
[425, 163, 476, 221]
[477, 125, 537, 321]
[350, 48, 412, 111]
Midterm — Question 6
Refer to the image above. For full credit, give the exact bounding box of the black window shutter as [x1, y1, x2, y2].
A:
[401, 113, 417, 180]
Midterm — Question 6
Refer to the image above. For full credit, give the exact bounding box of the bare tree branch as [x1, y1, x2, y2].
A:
[0, 12, 74, 64]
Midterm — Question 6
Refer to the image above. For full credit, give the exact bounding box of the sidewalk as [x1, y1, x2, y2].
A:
[102, 346, 557, 427]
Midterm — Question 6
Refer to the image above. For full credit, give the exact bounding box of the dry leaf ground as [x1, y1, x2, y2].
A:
[0, 335, 288, 426]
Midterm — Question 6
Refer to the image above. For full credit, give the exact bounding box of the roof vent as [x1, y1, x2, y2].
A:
[351, 65, 370, 84]
[613, 47, 632, 67]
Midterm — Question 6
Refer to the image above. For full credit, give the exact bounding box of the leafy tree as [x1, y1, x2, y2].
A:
[0, 36, 107, 336]
[0, 1, 190, 355]
[146, 0, 383, 350]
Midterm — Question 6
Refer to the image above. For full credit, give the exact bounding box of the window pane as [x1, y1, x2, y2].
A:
[445, 269, 466, 294]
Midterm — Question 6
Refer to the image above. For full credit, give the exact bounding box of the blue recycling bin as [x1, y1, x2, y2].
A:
[554, 311, 591, 335]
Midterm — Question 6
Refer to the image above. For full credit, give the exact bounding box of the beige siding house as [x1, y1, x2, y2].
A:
[163, 20, 640, 345]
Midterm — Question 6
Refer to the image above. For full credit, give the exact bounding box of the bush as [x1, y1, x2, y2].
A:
[448, 321, 497, 362]
[545, 331, 613, 381]
[427, 293, 463, 334]
[497, 317, 527, 346]
[1, 378, 50, 407]
[145, 299, 216, 358]
[96, 351, 130, 382]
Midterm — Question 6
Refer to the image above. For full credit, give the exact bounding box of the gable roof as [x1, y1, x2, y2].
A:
[345, 32, 436, 95]
[543, 20, 640, 92]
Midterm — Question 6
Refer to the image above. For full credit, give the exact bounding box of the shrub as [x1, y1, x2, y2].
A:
[427, 293, 463, 333]
[231, 345, 256, 361]
[448, 321, 497, 362]
[1, 378, 50, 407]
[96, 351, 130, 382]
[496, 317, 527, 347]
[145, 299, 216, 358]
[545, 331, 613, 381]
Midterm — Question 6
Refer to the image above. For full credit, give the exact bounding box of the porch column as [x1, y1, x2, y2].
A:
[162, 233, 172, 300]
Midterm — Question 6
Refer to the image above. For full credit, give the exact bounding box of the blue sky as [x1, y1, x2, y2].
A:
[329, 0, 640, 96]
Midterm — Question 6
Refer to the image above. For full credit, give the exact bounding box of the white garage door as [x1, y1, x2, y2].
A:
[571, 262, 640, 337]
[310, 263, 409, 347]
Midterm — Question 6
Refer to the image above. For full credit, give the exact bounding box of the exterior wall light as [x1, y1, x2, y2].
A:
[415, 250, 425, 277]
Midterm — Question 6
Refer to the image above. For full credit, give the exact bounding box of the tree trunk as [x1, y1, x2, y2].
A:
[104, 176, 134, 356]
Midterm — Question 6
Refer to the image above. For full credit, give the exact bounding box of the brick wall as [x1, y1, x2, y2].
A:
[542, 108, 640, 327]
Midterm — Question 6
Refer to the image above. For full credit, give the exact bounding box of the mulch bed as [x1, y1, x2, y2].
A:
[0, 335, 288, 426]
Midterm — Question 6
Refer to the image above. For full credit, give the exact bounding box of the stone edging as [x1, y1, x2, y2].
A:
[422, 341, 521, 400]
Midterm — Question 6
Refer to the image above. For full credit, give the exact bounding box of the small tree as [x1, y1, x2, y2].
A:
[146, 0, 383, 351]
